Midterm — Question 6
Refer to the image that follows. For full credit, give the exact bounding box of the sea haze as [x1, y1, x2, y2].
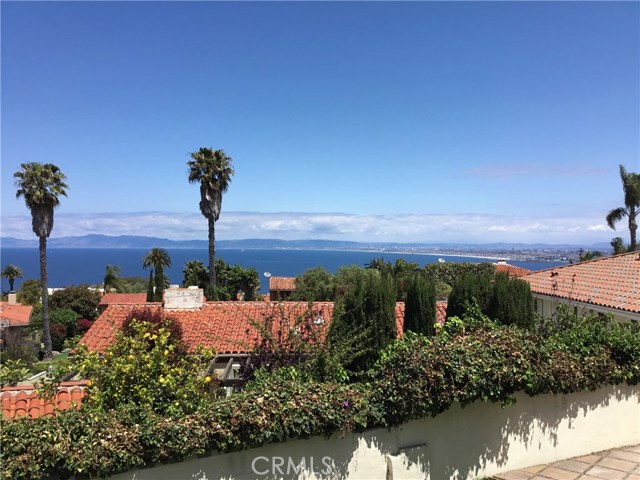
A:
[0, 248, 566, 294]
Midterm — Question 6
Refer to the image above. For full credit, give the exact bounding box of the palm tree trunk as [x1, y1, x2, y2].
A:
[630, 213, 637, 251]
[208, 216, 217, 299]
[39, 236, 53, 360]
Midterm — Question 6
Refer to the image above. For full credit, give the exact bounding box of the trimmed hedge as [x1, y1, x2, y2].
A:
[2, 316, 638, 479]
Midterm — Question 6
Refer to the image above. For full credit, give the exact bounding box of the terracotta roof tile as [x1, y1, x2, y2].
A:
[0, 302, 33, 326]
[1, 381, 87, 420]
[494, 263, 532, 278]
[81, 301, 411, 355]
[522, 252, 640, 313]
[269, 277, 297, 292]
[99, 293, 149, 306]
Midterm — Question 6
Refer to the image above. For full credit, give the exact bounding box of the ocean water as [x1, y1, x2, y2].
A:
[0, 248, 566, 294]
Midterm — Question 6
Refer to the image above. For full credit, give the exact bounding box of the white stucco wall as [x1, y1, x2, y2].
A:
[111, 383, 639, 480]
[534, 295, 639, 323]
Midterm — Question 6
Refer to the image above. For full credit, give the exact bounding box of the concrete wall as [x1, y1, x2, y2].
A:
[110, 383, 639, 480]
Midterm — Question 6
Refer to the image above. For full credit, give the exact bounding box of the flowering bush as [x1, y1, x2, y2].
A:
[74, 316, 220, 417]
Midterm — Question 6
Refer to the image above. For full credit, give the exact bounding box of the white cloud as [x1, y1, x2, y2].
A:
[0, 211, 618, 244]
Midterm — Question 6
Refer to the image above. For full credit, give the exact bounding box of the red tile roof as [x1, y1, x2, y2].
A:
[522, 252, 640, 313]
[269, 276, 297, 292]
[1, 381, 87, 420]
[99, 293, 149, 306]
[81, 301, 409, 355]
[0, 302, 33, 326]
[494, 263, 532, 278]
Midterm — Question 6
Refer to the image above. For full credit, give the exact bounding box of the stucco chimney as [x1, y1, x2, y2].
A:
[163, 287, 204, 310]
[8, 293, 17, 305]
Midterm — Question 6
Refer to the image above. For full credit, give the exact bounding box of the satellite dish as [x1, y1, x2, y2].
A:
[264, 272, 272, 278]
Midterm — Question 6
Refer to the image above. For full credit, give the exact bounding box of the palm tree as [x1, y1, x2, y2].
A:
[577, 249, 603, 263]
[142, 248, 171, 301]
[182, 260, 207, 289]
[1, 264, 24, 292]
[14, 162, 68, 359]
[606, 164, 640, 251]
[610, 237, 628, 255]
[103, 264, 122, 293]
[187, 148, 234, 297]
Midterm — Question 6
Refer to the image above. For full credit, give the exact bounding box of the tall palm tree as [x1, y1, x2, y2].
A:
[14, 162, 68, 359]
[187, 148, 234, 297]
[142, 248, 171, 301]
[606, 164, 640, 251]
[1, 264, 24, 292]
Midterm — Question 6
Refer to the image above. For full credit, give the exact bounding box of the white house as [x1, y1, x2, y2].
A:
[522, 251, 640, 323]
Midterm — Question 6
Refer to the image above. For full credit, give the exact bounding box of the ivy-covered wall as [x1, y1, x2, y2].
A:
[108, 384, 639, 480]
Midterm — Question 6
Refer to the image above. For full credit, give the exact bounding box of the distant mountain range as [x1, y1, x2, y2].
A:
[0, 234, 611, 252]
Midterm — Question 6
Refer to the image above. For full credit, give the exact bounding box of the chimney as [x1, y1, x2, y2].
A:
[8, 293, 17, 305]
[163, 287, 204, 310]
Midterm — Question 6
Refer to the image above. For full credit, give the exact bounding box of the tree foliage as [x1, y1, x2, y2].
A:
[292, 266, 336, 301]
[187, 147, 235, 294]
[42, 308, 220, 418]
[403, 274, 436, 336]
[103, 265, 122, 293]
[1, 264, 24, 292]
[487, 273, 534, 329]
[14, 162, 69, 360]
[330, 269, 396, 372]
[446, 270, 494, 319]
[142, 248, 171, 302]
[48, 308, 80, 336]
[606, 164, 640, 251]
[182, 260, 208, 289]
[16, 279, 41, 306]
[49, 286, 101, 320]
[423, 261, 496, 287]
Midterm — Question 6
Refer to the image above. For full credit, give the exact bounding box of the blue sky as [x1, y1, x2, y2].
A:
[1, 1, 639, 244]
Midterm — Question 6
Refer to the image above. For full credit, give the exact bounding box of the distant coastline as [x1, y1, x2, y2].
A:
[0, 234, 594, 262]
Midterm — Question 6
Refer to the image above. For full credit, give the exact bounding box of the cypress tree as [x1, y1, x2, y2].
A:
[404, 274, 437, 336]
[329, 269, 396, 372]
[154, 267, 165, 302]
[488, 273, 534, 329]
[446, 271, 493, 319]
[365, 272, 397, 354]
[146, 269, 154, 303]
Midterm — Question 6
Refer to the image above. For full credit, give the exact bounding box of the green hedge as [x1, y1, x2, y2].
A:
[2, 316, 638, 479]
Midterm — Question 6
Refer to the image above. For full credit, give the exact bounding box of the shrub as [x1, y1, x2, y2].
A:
[49, 286, 100, 320]
[49, 323, 67, 352]
[239, 305, 349, 385]
[0, 359, 31, 387]
[76, 318, 93, 335]
[71, 314, 220, 417]
[48, 308, 80, 336]
[2, 313, 638, 480]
